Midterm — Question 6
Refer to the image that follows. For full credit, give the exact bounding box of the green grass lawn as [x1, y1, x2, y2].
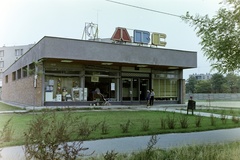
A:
[1, 110, 240, 147]
[196, 108, 240, 116]
[0, 102, 23, 111]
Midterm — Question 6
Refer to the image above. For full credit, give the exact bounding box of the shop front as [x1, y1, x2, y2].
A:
[43, 60, 181, 106]
[2, 36, 197, 107]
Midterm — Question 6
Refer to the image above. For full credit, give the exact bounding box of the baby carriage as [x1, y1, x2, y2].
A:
[93, 92, 110, 106]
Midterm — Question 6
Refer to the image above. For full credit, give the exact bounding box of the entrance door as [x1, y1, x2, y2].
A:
[122, 78, 139, 101]
[122, 78, 148, 101]
[122, 78, 131, 101]
[140, 79, 149, 101]
[132, 78, 139, 101]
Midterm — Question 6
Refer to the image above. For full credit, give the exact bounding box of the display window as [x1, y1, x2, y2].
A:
[85, 77, 118, 102]
[152, 70, 179, 100]
[45, 76, 82, 102]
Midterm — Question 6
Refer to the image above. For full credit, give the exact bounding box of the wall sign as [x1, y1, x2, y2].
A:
[111, 27, 167, 47]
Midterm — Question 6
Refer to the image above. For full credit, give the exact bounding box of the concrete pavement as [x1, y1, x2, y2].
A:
[1, 128, 240, 159]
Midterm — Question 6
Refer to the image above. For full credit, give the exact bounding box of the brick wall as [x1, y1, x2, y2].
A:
[2, 74, 43, 106]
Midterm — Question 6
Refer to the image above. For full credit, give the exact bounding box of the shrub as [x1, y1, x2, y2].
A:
[160, 117, 166, 129]
[131, 135, 159, 160]
[0, 117, 14, 142]
[195, 114, 203, 127]
[101, 118, 110, 135]
[120, 119, 132, 133]
[179, 114, 189, 129]
[146, 135, 158, 158]
[103, 150, 118, 160]
[78, 118, 101, 138]
[24, 111, 93, 160]
[141, 119, 150, 131]
[166, 114, 176, 129]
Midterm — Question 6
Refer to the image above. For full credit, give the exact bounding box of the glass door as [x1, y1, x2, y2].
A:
[122, 78, 140, 101]
[122, 78, 131, 101]
[140, 79, 149, 101]
[132, 78, 139, 101]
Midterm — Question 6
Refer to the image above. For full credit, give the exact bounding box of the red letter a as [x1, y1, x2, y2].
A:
[111, 27, 131, 43]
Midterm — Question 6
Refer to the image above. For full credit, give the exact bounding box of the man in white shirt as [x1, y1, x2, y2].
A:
[150, 89, 155, 106]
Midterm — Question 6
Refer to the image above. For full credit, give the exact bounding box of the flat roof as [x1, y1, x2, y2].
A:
[4, 36, 197, 75]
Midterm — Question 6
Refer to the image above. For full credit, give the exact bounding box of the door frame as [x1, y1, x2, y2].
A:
[122, 78, 149, 102]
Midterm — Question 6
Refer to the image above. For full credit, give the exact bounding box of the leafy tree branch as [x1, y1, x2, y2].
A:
[181, 0, 240, 73]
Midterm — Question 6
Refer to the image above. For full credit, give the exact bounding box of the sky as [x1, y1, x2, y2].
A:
[0, 0, 223, 79]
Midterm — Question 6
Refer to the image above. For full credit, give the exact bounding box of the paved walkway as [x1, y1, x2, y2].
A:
[1, 128, 240, 160]
[1, 101, 240, 159]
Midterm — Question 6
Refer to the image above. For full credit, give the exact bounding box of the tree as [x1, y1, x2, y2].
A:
[195, 80, 212, 93]
[225, 72, 240, 93]
[210, 73, 226, 93]
[182, 0, 240, 73]
[186, 76, 197, 93]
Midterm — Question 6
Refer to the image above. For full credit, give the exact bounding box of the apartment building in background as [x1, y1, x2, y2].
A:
[0, 44, 34, 87]
[190, 73, 212, 80]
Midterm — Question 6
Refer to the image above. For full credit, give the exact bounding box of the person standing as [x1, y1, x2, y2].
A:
[146, 90, 151, 107]
[150, 89, 155, 106]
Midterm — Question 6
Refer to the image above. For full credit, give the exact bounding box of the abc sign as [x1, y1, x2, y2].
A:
[111, 27, 167, 47]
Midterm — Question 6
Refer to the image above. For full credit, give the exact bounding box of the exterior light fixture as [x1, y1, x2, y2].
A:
[168, 67, 178, 69]
[101, 62, 113, 65]
[136, 65, 148, 67]
[61, 60, 73, 63]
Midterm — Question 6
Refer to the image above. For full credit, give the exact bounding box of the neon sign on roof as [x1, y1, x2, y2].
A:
[111, 27, 167, 47]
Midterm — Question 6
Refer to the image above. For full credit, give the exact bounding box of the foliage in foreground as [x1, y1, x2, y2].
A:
[88, 141, 240, 160]
[182, 0, 240, 73]
[24, 111, 95, 160]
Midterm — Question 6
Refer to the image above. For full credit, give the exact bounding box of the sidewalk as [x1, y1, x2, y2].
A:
[1, 128, 240, 160]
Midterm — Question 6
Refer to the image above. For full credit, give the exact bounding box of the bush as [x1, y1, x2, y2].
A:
[146, 135, 158, 158]
[160, 117, 166, 129]
[0, 117, 14, 142]
[101, 118, 110, 135]
[103, 150, 118, 160]
[120, 119, 132, 133]
[195, 114, 203, 127]
[78, 118, 101, 138]
[179, 115, 189, 129]
[24, 111, 93, 160]
[141, 119, 150, 131]
[131, 135, 159, 160]
[166, 114, 176, 129]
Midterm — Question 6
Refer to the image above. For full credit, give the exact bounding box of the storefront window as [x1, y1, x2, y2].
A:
[85, 77, 118, 101]
[152, 70, 179, 100]
[45, 76, 82, 102]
